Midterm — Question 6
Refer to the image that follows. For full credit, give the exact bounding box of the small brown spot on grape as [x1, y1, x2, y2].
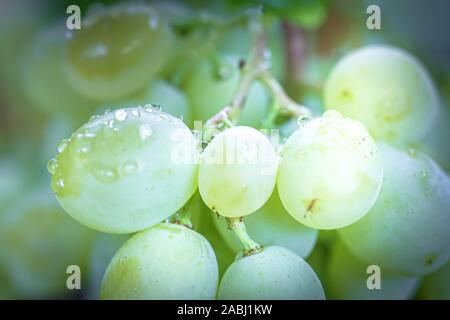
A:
[425, 253, 437, 267]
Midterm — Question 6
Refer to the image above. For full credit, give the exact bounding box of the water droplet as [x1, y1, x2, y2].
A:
[53, 178, 65, 194]
[420, 171, 428, 179]
[73, 135, 92, 155]
[218, 65, 232, 79]
[153, 105, 162, 111]
[115, 109, 128, 121]
[408, 148, 417, 157]
[122, 159, 138, 176]
[57, 139, 69, 153]
[89, 114, 100, 122]
[159, 113, 170, 121]
[297, 116, 309, 128]
[92, 166, 118, 184]
[47, 158, 58, 174]
[323, 110, 342, 119]
[131, 109, 139, 117]
[139, 123, 153, 141]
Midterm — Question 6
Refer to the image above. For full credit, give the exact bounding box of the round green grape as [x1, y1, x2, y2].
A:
[324, 46, 438, 144]
[48, 107, 199, 233]
[0, 186, 95, 298]
[100, 223, 218, 299]
[326, 241, 420, 300]
[218, 246, 325, 300]
[19, 22, 96, 119]
[339, 143, 450, 275]
[64, 3, 173, 100]
[277, 110, 383, 230]
[199, 126, 278, 218]
[213, 190, 318, 258]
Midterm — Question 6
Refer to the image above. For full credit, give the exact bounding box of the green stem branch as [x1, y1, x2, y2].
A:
[226, 217, 262, 256]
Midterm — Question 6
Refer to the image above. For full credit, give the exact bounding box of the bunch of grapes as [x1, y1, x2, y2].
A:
[1, 0, 450, 300]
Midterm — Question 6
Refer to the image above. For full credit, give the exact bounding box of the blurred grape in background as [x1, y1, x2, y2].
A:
[0, 0, 449, 300]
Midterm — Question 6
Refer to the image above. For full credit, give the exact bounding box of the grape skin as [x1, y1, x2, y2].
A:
[64, 3, 173, 100]
[217, 246, 325, 300]
[277, 110, 383, 230]
[212, 190, 318, 258]
[339, 143, 450, 275]
[199, 126, 278, 218]
[324, 46, 438, 144]
[100, 223, 218, 300]
[19, 23, 95, 119]
[49, 107, 199, 234]
[0, 187, 95, 298]
[326, 241, 420, 300]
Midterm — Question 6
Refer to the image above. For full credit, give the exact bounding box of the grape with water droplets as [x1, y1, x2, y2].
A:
[277, 110, 383, 230]
[48, 107, 199, 233]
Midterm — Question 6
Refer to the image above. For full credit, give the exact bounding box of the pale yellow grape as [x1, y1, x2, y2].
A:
[339, 143, 450, 275]
[49, 107, 199, 233]
[64, 3, 173, 100]
[277, 110, 383, 230]
[100, 223, 218, 299]
[217, 246, 325, 300]
[199, 126, 278, 218]
[326, 241, 420, 300]
[324, 46, 438, 144]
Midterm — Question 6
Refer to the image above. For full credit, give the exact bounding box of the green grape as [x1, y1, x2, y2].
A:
[326, 241, 420, 300]
[213, 190, 318, 258]
[87, 234, 129, 299]
[99, 79, 193, 127]
[199, 126, 278, 218]
[0, 186, 95, 298]
[100, 223, 218, 299]
[419, 261, 450, 300]
[277, 110, 383, 230]
[217, 246, 325, 300]
[19, 22, 96, 119]
[48, 107, 199, 234]
[419, 102, 450, 171]
[64, 3, 173, 100]
[324, 46, 438, 144]
[339, 143, 450, 275]
[183, 55, 270, 128]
